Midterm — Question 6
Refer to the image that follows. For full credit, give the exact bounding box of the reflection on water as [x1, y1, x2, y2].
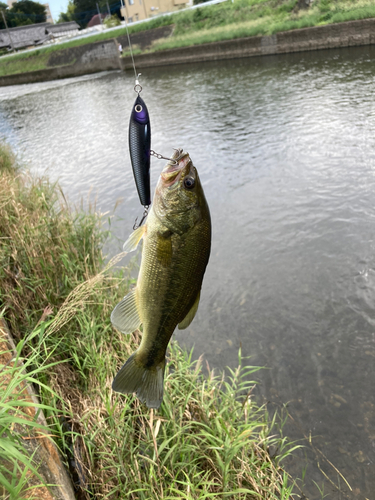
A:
[1, 45, 375, 499]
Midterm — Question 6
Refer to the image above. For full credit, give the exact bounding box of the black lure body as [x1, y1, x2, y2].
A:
[129, 94, 151, 207]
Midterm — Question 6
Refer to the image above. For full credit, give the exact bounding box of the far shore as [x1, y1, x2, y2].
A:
[0, 17, 374, 87]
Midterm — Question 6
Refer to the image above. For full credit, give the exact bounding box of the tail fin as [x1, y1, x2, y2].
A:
[112, 351, 165, 409]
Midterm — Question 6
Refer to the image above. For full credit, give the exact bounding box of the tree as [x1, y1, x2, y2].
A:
[0, 2, 9, 29]
[104, 13, 120, 28]
[57, 0, 76, 23]
[72, 0, 97, 27]
[7, 0, 46, 27]
[57, 0, 121, 28]
[71, 0, 121, 28]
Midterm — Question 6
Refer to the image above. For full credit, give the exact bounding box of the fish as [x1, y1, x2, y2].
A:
[129, 94, 151, 207]
[111, 148, 211, 409]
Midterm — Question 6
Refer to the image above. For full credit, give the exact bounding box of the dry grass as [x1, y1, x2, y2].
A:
[0, 145, 106, 340]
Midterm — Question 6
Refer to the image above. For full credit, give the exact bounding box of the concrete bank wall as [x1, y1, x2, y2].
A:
[117, 24, 174, 51]
[0, 18, 374, 87]
[0, 38, 121, 86]
[121, 17, 375, 70]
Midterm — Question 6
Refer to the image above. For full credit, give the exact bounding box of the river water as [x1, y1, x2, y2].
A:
[1, 45, 374, 499]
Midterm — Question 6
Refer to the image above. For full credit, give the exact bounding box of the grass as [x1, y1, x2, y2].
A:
[0, 147, 106, 336]
[0, 141, 305, 498]
[1, 0, 375, 76]
[0, 50, 52, 77]
[0, 16, 169, 77]
[151, 0, 375, 51]
[0, 313, 64, 499]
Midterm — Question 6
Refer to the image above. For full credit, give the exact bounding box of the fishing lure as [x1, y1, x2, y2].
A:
[124, 22, 178, 226]
[128, 76, 177, 229]
[129, 90, 151, 208]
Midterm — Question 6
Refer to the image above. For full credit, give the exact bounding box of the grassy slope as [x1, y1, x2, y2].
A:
[0, 142, 302, 499]
[1, 0, 375, 76]
[0, 18, 164, 77]
[152, 0, 375, 50]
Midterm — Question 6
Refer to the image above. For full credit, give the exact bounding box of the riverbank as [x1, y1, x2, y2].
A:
[120, 17, 375, 70]
[0, 142, 301, 499]
[0, 0, 375, 85]
[1, 16, 374, 87]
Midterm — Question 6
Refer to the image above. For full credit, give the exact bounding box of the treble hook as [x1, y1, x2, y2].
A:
[133, 205, 149, 230]
[134, 73, 142, 94]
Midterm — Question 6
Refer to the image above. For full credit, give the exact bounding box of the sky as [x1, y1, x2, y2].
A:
[45, 0, 69, 21]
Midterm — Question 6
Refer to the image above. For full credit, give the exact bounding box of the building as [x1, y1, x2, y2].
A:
[47, 21, 80, 38]
[0, 21, 80, 50]
[43, 3, 54, 24]
[120, 0, 188, 23]
[0, 22, 51, 50]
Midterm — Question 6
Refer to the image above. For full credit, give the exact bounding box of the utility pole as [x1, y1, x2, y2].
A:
[1, 10, 15, 52]
[106, 0, 111, 17]
[96, 3, 103, 24]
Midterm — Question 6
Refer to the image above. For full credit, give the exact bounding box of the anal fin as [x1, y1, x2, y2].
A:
[178, 291, 201, 330]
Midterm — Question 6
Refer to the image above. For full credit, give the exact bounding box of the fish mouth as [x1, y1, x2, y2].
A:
[161, 149, 191, 185]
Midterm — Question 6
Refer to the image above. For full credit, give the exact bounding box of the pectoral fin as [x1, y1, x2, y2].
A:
[156, 232, 173, 267]
[111, 289, 141, 335]
[123, 225, 146, 253]
[178, 291, 201, 330]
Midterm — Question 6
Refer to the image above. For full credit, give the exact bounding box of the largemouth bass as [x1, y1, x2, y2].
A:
[111, 148, 211, 409]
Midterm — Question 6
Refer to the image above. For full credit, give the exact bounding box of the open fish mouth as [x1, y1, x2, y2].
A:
[171, 148, 184, 161]
[161, 149, 191, 185]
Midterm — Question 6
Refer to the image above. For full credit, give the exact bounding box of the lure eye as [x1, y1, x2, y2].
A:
[135, 104, 143, 113]
[184, 177, 195, 190]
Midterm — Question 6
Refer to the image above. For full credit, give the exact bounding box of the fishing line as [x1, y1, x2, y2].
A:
[123, 16, 138, 83]
[123, 16, 176, 167]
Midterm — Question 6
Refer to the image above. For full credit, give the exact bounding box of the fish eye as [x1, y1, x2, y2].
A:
[135, 104, 143, 113]
[184, 177, 195, 190]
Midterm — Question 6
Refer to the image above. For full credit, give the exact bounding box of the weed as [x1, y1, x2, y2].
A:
[0, 144, 107, 340]
[0, 143, 19, 175]
[0, 314, 64, 499]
